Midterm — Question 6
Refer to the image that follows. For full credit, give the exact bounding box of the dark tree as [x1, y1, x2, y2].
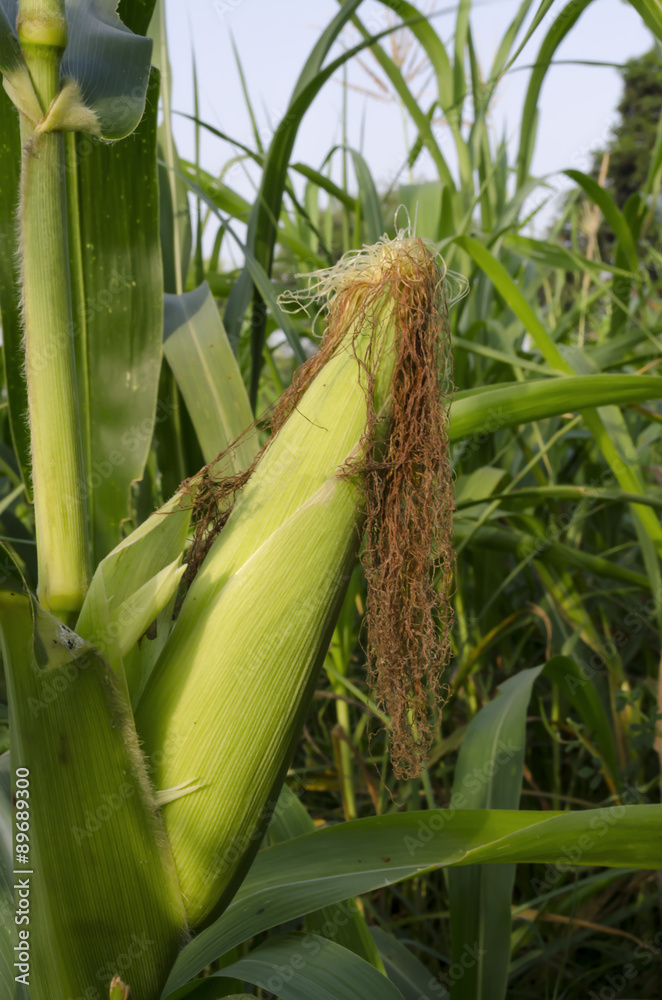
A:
[598, 47, 662, 210]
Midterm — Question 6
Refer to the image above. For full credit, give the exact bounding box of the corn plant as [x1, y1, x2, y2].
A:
[1, 1, 662, 999]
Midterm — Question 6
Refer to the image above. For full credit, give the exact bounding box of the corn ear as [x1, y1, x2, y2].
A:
[139, 468, 362, 926]
[0, 568, 187, 1000]
[136, 236, 447, 927]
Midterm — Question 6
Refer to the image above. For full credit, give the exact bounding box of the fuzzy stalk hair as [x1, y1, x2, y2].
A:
[277, 234, 458, 778]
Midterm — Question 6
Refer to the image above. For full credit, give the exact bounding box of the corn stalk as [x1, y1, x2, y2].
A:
[15, 0, 89, 617]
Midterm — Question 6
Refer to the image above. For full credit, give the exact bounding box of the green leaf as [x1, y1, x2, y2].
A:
[163, 804, 662, 991]
[448, 666, 544, 1000]
[76, 493, 191, 702]
[626, 0, 662, 39]
[0, 0, 42, 123]
[516, 0, 594, 185]
[158, 144, 193, 295]
[0, 1, 22, 78]
[609, 191, 646, 341]
[164, 987, 253, 1000]
[292, 160, 355, 210]
[454, 235, 568, 372]
[0, 83, 31, 496]
[448, 234, 662, 560]
[267, 784, 311, 842]
[397, 181, 442, 241]
[503, 232, 636, 279]
[564, 170, 639, 271]
[501, 0, 558, 72]
[178, 169, 306, 365]
[352, 7, 456, 189]
[450, 375, 662, 443]
[68, 70, 163, 564]
[227, 0, 363, 402]
[487, 0, 538, 84]
[1, 0, 152, 138]
[452, 334, 556, 378]
[380, 0, 452, 110]
[77, 495, 190, 629]
[454, 466, 507, 507]
[151, 1, 193, 295]
[453, 519, 649, 592]
[118, 0, 157, 36]
[377, 0, 471, 187]
[213, 933, 405, 1000]
[223, 3, 439, 403]
[453, 0, 471, 112]
[163, 283, 257, 469]
[349, 148, 384, 243]
[370, 927, 441, 1000]
[76, 555, 184, 688]
[60, 0, 153, 139]
[269, 785, 384, 972]
[180, 161, 251, 221]
[458, 484, 662, 513]
[543, 655, 619, 785]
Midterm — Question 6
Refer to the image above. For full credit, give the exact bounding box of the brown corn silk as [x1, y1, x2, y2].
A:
[180, 443, 260, 593]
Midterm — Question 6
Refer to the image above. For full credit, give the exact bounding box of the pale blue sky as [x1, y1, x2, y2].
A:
[163, 0, 652, 242]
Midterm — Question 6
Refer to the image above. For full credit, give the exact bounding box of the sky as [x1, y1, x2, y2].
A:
[162, 0, 653, 244]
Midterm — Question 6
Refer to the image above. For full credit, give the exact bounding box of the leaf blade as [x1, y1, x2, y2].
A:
[162, 804, 662, 992]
